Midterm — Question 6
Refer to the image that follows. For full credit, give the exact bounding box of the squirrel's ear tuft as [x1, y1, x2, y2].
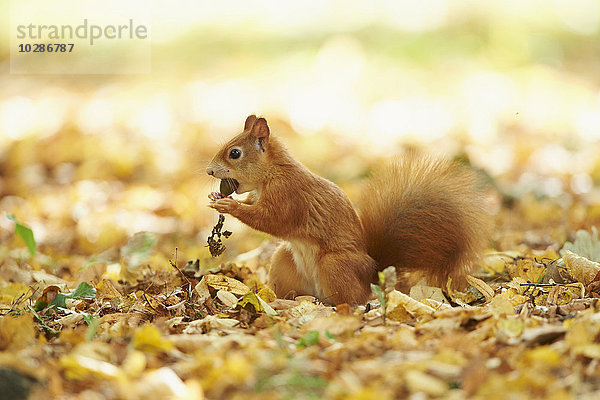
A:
[244, 115, 257, 131]
[251, 117, 270, 151]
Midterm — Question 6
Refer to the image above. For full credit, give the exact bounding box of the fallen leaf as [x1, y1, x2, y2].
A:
[487, 295, 515, 317]
[201, 274, 250, 295]
[302, 314, 361, 337]
[387, 290, 435, 318]
[237, 291, 277, 316]
[563, 250, 600, 285]
[466, 275, 495, 302]
[405, 370, 448, 396]
[132, 324, 173, 354]
[410, 285, 449, 304]
[561, 227, 600, 262]
[216, 290, 239, 308]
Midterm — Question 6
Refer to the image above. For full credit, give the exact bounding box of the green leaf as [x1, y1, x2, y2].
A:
[29, 305, 60, 339]
[378, 270, 386, 287]
[561, 227, 600, 262]
[380, 266, 397, 291]
[68, 282, 96, 300]
[296, 331, 320, 348]
[121, 231, 157, 270]
[237, 291, 277, 316]
[33, 300, 48, 312]
[272, 326, 287, 353]
[286, 372, 328, 389]
[83, 313, 99, 341]
[8, 215, 36, 257]
[83, 247, 118, 269]
[255, 292, 277, 316]
[370, 283, 386, 312]
[48, 293, 67, 309]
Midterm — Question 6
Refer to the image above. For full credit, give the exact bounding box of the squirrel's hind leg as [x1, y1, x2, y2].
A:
[318, 252, 376, 305]
[269, 244, 314, 300]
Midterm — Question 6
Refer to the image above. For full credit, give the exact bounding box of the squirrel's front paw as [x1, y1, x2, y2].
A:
[208, 192, 223, 201]
[209, 197, 239, 214]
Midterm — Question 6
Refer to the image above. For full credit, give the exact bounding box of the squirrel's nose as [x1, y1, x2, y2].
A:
[206, 167, 214, 176]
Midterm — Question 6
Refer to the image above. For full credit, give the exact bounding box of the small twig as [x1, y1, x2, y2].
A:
[0, 293, 26, 315]
[520, 283, 565, 287]
[169, 248, 191, 285]
[142, 292, 156, 311]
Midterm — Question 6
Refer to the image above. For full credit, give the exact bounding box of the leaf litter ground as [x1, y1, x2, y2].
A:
[3, 219, 600, 399]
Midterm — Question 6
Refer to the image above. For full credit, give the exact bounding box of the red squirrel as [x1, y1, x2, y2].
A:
[206, 115, 490, 305]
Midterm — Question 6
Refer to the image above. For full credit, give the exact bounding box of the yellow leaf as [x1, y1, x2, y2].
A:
[466, 275, 495, 302]
[199, 274, 250, 295]
[524, 346, 562, 366]
[387, 290, 435, 318]
[563, 250, 600, 284]
[405, 370, 448, 396]
[132, 324, 173, 354]
[224, 353, 254, 382]
[540, 249, 560, 261]
[386, 305, 413, 322]
[302, 314, 361, 337]
[257, 287, 276, 303]
[482, 252, 510, 274]
[497, 317, 525, 338]
[513, 258, 545, 282]
[237, 291, 276, 315]
[498, 291, 529, 306]
[505, 277, 529, 296]
[565, 317, 600, 357]
[0, 314, 35, 351]
[575, 344, 600, 359]
[60, 354, 121, 380]
[345, 387, 393, 400]
[488, 295, 515, 317]
[0, 281, 30, 304]
[546, 285, 572, 306]
[122, 350, 146, 378]
[96, 278, 122, 302]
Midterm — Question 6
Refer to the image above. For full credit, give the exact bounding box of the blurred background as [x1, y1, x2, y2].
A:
[1, 0, 600, 261]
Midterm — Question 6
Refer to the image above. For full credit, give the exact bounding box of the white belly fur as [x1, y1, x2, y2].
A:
[285, 240, 324, 297]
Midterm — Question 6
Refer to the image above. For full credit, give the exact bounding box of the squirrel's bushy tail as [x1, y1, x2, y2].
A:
[357, 151, 491, 287]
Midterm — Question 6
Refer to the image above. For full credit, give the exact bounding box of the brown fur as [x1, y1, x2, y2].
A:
[207, 116, 490, 305]
[358, 151, 491, 288]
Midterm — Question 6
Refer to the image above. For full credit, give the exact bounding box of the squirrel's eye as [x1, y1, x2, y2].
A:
[229, 148, 242, 159]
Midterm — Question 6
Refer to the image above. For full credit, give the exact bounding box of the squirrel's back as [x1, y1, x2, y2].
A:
[358, 151, 490, 287]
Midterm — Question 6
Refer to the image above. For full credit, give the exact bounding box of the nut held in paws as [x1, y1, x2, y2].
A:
[220, 178, 240, 196]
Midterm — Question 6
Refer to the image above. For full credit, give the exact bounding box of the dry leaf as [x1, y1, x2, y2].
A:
[216, 290, 239, 308]
[201, 274, 250, 295]
[405, 370, 448, 396]
[563, 250, 600, 285]
[387, 290, 435, 318]
[302, 314, 361, 337]
[488, 295, 515, 317]
[409, 285, 449, 304]
[466, 275, 495, 302]
[561, 227, 600, 262]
